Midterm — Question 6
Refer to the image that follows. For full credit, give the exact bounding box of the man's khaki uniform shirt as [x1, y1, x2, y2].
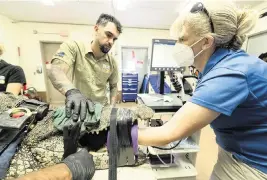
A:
[52, 40, 118, 105]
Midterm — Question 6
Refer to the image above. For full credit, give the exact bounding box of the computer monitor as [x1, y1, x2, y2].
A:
[150, 39, 185, 72]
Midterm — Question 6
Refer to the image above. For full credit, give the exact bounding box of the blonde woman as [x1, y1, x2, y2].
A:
[135, 1, 267, 180]
[0, 44, 26, 95]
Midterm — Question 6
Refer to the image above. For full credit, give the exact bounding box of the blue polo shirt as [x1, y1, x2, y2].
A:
[189, 48, 267, 174]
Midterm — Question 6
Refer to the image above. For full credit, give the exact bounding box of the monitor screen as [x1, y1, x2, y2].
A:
[150, 39, 185, 72]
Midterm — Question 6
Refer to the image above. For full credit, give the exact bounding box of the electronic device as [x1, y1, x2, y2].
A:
[0, 99, 49, 155]
[150, 39, 185, 72]
[17, 99, 49, 121]
[150, 119, 163, 127]
[0, 108, 33, 130]
[150, 39, 186, 95]
[149, 154, 174, 165]
[147, 117, 182, 167]
[0, 99, 49, 130]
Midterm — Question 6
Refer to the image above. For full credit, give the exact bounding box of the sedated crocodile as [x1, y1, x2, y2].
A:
[1, 94, 154, 179]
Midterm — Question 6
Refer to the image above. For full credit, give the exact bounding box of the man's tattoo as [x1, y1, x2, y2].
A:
[109, 83, 118, 104]
[47, 59, 75, 95]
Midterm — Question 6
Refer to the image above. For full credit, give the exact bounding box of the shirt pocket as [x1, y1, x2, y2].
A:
[95, 71, 111, 87]
[94, 63, 112, 87]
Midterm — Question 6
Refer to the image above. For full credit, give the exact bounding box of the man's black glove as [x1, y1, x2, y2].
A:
[62, 148, 95, 180]
[65, 89, 94, 122]
[62, 122, 81, 159]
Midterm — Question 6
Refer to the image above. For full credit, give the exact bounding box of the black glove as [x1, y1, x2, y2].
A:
[62, 122, 81, 159]
[62, 148, 95, 180]
[65, 89, 94, 122]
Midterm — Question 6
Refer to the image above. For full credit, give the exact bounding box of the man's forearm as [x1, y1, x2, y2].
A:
[47, 60, 75, 95]
[109, 84, 118, 104]
[110, 96, 116, 105]
[16, 164, 72, 180]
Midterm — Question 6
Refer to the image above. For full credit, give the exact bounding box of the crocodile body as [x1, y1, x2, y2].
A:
[0, 93, 28, 112]
[3, 100, 154, 179]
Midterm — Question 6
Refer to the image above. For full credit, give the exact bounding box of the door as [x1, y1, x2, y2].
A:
[41, 42, 65, 105]
[121, 47, 149, 92]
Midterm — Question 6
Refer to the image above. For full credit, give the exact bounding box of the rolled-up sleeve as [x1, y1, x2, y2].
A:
[8, 66, 26, 85]
[51, 40, 77, 66]
[109, 57, 119, 85]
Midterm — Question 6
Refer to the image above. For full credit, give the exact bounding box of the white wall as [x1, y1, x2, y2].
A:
[0, 15, 20, 65]
[253, 1, 267, 14]
[15, 22, 93, 91]
[14, 22, 169, 91]
[248, 1, 267, 35]
[242, 2, 267, 51]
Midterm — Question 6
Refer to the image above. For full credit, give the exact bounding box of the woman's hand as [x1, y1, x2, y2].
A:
[138, 102, 220, 146]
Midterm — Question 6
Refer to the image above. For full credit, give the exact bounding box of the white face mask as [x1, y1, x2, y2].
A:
[172, 38, 204, 67]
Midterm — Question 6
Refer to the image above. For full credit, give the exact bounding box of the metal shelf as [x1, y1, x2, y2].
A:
[128, 94, 200, 179]
[93, 155, 197, 180]
[148, 137, 200, 155]
[93, 164, 154, 180]
[152, 155, 197, 180]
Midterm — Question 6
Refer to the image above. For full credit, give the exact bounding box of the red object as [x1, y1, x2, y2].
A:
[23, 84, 27, 91]
[132, 50, 143, 64]
[12, 112, 25, 118]
[132, 51, 135, 58]
[59, 30, 69, 37]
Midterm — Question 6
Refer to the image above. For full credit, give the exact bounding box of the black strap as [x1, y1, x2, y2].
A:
[109, 108, 118, 180]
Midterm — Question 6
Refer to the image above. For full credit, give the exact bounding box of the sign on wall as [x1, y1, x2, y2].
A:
[121, 46, 148, 92]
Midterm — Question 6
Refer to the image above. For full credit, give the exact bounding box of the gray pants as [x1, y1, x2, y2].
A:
[210, 147, 267, 180]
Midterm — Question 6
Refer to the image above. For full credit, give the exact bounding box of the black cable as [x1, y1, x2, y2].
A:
[152, 140, 182, 150]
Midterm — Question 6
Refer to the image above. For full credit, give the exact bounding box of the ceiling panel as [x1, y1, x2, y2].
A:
[0, 0, 265, 29]
[115, 1, 180, 29]
[0, 1, 114, 25]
